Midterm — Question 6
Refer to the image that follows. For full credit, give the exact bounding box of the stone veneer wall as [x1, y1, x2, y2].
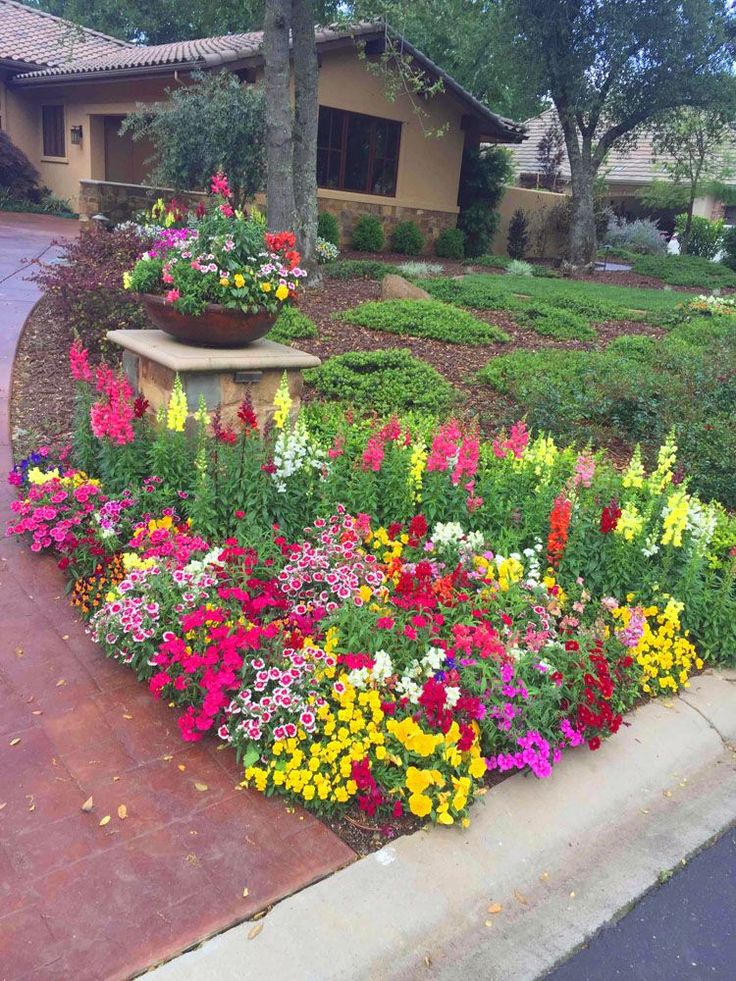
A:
[316, 196, 458, 252]
[79, 180, 207, 224]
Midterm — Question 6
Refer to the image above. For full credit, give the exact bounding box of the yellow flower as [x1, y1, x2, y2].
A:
[405, 766, 432, 795]
[261, 281, 272, 293]
[615, 502, 644, 541]
[275, 283, 290, 301]
[219, 276, 230, 287]
[233, 273, 245, 288]
[437, 810, 454, 825]
[122, 271, 132, 290]
[166, 375, 188, 432]
[408, 792, 432, 818]
[272, 372, 292, 429]
[622, 445, 645, 489]
[468, 756, 487, 779]
[27, 467, 60, 485]
[661, 490, 689, 548]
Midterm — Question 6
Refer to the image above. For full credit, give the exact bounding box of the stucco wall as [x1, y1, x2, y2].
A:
[493, 185, 568, 259]
[4, 47, 467, 219]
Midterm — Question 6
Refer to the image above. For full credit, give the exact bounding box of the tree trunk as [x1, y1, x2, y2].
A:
[570, 161, 597, 266]
[263, 0, 295, 231]
[291, 0, 319, 269]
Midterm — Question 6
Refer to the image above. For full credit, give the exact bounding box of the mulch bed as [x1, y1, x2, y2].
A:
[12, 266, 671, 458]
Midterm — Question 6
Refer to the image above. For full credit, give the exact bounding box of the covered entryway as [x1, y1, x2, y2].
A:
[102, 115, 153, 185]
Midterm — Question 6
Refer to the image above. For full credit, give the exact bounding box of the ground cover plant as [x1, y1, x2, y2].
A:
[7, 356, 735, 834]
[423, 272, 686, 324]
[304, 348, 457, 414]
[267, 306, 318, 343]
[630, 254, 736, 289]
[478, 311, 736, 506]
[339, 299, 510, 344]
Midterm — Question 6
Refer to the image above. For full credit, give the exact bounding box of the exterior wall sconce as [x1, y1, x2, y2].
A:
[70, 124, 83, 145]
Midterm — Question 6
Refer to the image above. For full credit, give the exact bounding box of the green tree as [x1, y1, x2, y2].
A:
[644, 108, 736, 253]
[499, 0, 736, 265]
[121, 71, 266, 208]
[30, 1, 264, 44]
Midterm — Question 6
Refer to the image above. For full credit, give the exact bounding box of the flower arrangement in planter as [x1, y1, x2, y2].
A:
[6, 344, 735, 832]
[123, 173, 307, 346]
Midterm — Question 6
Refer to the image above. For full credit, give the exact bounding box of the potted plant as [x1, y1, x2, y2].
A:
[124, 173, 307, 347]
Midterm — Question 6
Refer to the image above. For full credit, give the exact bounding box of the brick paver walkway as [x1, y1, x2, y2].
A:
[0, 214, 353, 981]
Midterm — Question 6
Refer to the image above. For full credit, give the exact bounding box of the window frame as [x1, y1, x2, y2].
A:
[317, 105, 401, 198]
[41, 104, 66, 160]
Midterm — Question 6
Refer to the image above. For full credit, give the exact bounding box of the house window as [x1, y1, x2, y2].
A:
[317, 106, 401, 197]
[42, 105, 65, 157]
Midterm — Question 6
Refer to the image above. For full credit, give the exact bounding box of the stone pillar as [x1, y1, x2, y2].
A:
[107, 330, 321, 428]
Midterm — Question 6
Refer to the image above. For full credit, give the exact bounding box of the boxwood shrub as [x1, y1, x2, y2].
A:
[317, 211, 340, 247]
[435, 227, 465, 259]
[391, 221, 424, 256]
[351, 215, 385, 252]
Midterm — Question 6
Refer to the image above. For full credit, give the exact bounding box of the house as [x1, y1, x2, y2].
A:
[0, 0, 526, 245]
[508, 107, 736, 234]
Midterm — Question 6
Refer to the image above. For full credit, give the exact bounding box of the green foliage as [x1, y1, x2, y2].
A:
[390, 221, 425, 256]
[674, 214, 724, 259]
[0, 131, 41, 200]
[631, 254, 736, 288]
[423, 272, 685, 324]
[458, 146, 514, 257]
[0, 190, 75, 217]
[304, 348, 456, 414]
[121, 71, 266, 206]
[396, 261, 445, 278]
[435, 227, 465, 259]
[317, 211, 340, 246]
[340, 299, 510, 344]
[478, 315, 736, 505]
[267, 306, 318, 343]
[322, 259, 394, 280]
[505, 259, 533, 277]
[465, 254, 511, 268]
[604, 217, 667, 255]
[351, 215, 385, 252]
[514, 301, 597, 340]
[507, 208, 529, 259]
[721, 225, 736, 271]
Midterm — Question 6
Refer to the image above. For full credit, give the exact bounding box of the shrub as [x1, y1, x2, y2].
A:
[675, 214, 723, 259]
[317, 211, 340, 246]
[322, 259, 394, 280]
[32, 226, 148, 353]
[304, 348, 456, 413]
[391, 221, 424, 256]
[458, 146, 514, 257]
[0, 131, 41, 200]
[435, 227, 465, 259]
[465, 254, 510, 269]
[603, 217, 667, 255]
[0, 190, 75, 217]
[631, 254, 736, 288]
[507, 208, 529, 259]
[721, 225, 736, 271]
[340, 299, 509, 344]
[315, 237, 339, 264]
[352, 215, 385, 252]
[505, 259, 534, 277]
[267, 306, 318, 343]
[396, 261, 445, 277]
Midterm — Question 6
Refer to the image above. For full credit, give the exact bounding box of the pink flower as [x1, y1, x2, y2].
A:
[493, 420, 529, 460]
[165, 289, 180, 304]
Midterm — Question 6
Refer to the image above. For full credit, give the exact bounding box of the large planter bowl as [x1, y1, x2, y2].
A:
[140, 294, 276, 347]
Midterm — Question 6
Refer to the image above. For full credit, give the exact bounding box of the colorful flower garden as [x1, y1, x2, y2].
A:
[7, 328, 735, 831]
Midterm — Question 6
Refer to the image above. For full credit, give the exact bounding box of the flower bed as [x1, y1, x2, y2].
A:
[6, 349, 736, 831]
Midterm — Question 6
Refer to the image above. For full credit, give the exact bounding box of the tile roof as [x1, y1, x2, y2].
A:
[0, 0, 131, 69]
[509, 107, 736, 186]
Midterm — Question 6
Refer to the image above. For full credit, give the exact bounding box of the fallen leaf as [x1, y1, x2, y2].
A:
[663, 790, 673, 798]
[162, 754, 173, 761]
[31, 710, 42, 716]
[484, 920, 494, 928]
[117, 804, 128, 820]
[242, 887, 250, 898]
[248, 923, 263, 941]
[15, 646, 23, 657]
[28, 803, 36, 812]
[424, 955, 432, 967]
[178, 764, 186, 772]
[55, 679, 66, 687]
[81, 796, 94, 812]
[62, 634, 70, 640]
[540, 871, 549, 881]
[9, 738, 21, 747]
[99, 815, 111, 827]
[570, 891, 576, 898]
[641, 808, 650, 815]
[122, 714, 133, 720]
[0, 802, 6, 811]
[112, 776, 120, 782]
[487, 903, 503, 914]
[194, 782, 209, 793]
[514, 890, 529, 906]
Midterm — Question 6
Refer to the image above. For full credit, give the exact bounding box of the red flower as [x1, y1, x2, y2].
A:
[588, 736, 601, 751]
[237, 394, 258, 432]
[547, 494, 572, 568]
[408, 514, 427, 540]
[600, 499, 622, 534]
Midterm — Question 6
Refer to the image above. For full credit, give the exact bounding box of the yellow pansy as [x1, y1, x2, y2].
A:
[233, 273, 245, 288]
[408, 792, 432, 818]
[275, 283, 290, 301]
[219, 276, 230, 287]
[405, 766, 432, 795]
[27, 467, 60, 485]
[261, 281, 272, 292]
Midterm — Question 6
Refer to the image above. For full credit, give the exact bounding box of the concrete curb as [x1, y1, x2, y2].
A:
[146, 670, 736, 981]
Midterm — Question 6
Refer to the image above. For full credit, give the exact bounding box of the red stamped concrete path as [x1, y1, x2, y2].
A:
[0, 214, 354, 981]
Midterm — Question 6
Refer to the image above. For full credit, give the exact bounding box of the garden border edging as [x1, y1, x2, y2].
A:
[145, 668, 736, 981]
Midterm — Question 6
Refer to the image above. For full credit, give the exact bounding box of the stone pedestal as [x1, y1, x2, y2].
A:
[107, 330, 321, 428]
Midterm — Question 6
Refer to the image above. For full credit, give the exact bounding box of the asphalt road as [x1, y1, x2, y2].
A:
[546, 829, 736, 980]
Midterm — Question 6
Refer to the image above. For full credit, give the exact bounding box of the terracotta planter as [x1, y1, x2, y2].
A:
[140, 294, 276, 347]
